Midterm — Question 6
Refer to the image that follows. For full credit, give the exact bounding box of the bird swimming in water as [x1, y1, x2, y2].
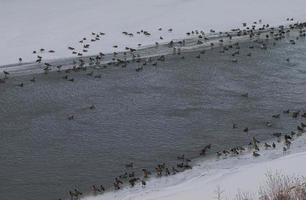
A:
[125, 162, 133, 168]
[30, 77, 36, 82]
[266, 121, 272, 127]
[272, 114, 280, 118]
[241, 93, 248, 97]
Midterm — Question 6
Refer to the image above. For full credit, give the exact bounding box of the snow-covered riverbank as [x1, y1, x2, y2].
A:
[1, 0, 306, 66]
[82, 133, 306, 200]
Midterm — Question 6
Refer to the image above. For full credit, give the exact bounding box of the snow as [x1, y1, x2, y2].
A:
[82, 133, 306, 200]
[1, 0, 306, 66]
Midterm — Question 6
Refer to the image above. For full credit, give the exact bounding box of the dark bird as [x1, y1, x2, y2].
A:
[264, 143, 271, 148]
[266, 121, 272, 127]
[272, 114, 280, 118]
[3, 71, 9, 75]
[283, 109, 290, 114]
[30, 77, 36, 82]
[232, 123, 238, 129]
[272, 132, 282, 137]
[272, 142, 276, 148]
[253, 152, 260, 157]
[297, 126, 304, 131]
[292, 111, 299, 118]
[136, 66, 143, 72]
[241, 93, 248, 97]
[56, 65, 62, 72]
[125, 162, 133, 168]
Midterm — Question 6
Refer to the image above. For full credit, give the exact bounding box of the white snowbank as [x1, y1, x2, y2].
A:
[1, 0, 306, 66]
[82, 133, 306, 200]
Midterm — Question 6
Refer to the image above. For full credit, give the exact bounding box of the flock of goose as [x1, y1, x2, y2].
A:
[1, 19, 305, 122]
[1, 18, 306, 200]
[62, 108, 306, 200]
[1, 18, 305, 83]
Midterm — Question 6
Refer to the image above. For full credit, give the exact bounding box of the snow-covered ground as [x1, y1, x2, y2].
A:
[82, 133, 306, 200]
[1, 0, 306, 66]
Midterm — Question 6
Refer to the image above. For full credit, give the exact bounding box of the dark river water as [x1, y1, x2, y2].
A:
[1, 33, 306, 200]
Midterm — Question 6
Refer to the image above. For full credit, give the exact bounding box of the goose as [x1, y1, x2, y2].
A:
[241, 93, 248, 97]
[125, 162, 133, 168]
[273, 133, 283, 139]
[264, 143, 271, 148]
[136, 66, 143, 72]
[30, 77, 36, 82]
[141, 180, 146, 187]
[232, 123, 238, 129]
[3, 70, 9, 76]
[253, 151, 260, 157]
[283, 109, 290, 114]
[297, 126, 304, 131]
[266, 121, 272, 127]
[177, 155, 185, 160]
[292, 111, 299, 118]
[272, 114, 280, 118]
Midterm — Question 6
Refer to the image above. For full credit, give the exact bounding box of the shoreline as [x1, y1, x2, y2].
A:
[82, 131, 306, 200]
[1, 21, 304, 78]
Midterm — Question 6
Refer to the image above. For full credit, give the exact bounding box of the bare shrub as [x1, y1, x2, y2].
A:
[259, 171, 306, 200]
[234, 190, 254, 200]
[214, 185, 224, 200]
